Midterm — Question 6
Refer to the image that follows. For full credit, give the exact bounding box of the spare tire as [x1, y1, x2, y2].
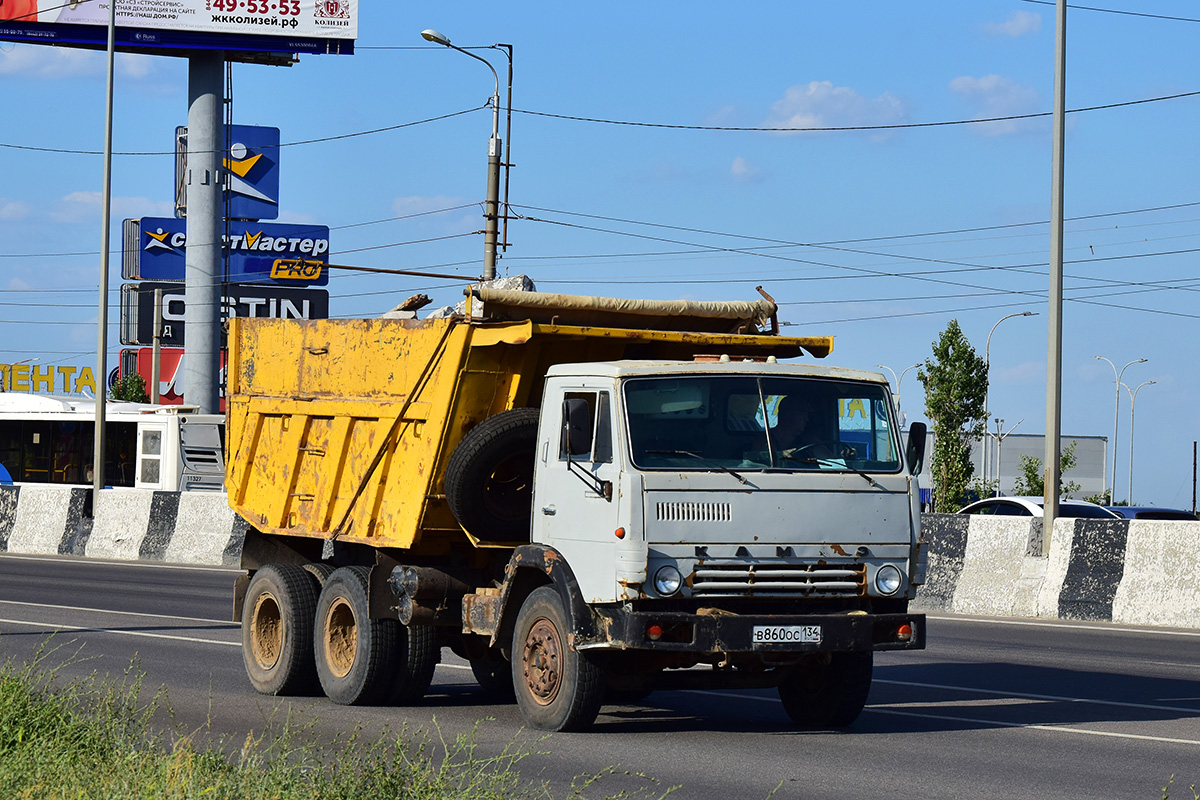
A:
[444, 408, 540, 541]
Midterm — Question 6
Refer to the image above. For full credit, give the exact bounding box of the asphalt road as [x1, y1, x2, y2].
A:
[1, 552, 1197, 800]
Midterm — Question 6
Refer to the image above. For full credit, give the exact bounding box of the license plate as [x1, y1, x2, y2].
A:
[752, 625, 822, 645]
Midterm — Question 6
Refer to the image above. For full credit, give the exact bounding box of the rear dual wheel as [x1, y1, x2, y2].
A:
[315, 566, 439, 706]
[242, 564, 320, 696]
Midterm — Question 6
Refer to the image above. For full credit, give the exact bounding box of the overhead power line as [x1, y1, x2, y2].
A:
[1017, 0, 1200, 24]
[0, 106, 486, 156]
[512, 90, 1200, 132]
[1, 87, 1198, 157]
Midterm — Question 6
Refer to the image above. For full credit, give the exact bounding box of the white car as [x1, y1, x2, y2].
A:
[957, 496, 1120, 519]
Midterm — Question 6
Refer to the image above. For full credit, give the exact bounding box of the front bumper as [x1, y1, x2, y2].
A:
[584, 608, 925, 653]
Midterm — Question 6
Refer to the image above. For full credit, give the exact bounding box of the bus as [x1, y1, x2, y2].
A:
[0, 394, 225, 492]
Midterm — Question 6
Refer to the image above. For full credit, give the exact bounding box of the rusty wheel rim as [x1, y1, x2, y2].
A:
[522, 617, 563, 706]
[323, 598, 357, 678]
[249, 592, 283, 671]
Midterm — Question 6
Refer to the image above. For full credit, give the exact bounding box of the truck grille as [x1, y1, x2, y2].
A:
[656, 502, 732, 522]
[691, 562, 865, 597]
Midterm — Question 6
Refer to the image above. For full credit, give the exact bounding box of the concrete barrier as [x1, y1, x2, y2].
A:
[914, 513, 1200, 630]
[0, 484, 243, 566]
[0, 487, 1196, 630]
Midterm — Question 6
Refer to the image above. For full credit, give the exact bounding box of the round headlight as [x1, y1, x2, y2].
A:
[654, 565, 683, 596]
[875, 565, 903, 595]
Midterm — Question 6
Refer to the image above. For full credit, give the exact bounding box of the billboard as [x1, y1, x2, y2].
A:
[121, 347, 226, 410]
[120, 281, 329, 346]
[123, 217, 330, 286]
[0, 0, 355, 55]
[176, 124, 280, 221]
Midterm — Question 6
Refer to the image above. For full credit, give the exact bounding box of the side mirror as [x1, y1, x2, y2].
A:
[562, 398, 593, 458]
[905, 422, 927, 475]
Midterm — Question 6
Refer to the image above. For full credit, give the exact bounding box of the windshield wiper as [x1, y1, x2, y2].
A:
[785, 455, 879, 488]
[645, 449, 749, 485]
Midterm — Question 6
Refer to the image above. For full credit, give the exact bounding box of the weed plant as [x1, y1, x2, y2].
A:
[0, 644, 673, 800]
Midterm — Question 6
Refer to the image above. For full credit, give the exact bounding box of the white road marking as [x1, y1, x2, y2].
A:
[0, 599, 232, 626]
[0, 552, 238, 574]
[681, 686, 1200, 748]
[868, 707, 1200, 747]
[874, 678, 1200, 715]
[0, 616, 241, 647]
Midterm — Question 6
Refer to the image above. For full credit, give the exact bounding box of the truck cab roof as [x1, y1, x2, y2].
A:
[545, 360, 890, 385]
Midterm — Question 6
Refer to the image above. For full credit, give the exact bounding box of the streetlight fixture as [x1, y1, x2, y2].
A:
[1125, 380, 1155, 504]
[1095, 356, 1147, 503]
[983, 311, 1036, 483]
[421, 28, 504, 280]
[876, 363, 919, 425]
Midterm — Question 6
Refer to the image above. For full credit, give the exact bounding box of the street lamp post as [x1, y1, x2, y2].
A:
[1125, 380, 1155, 504]
[983, 311, 1036, 483]
[1095, 356, 1147, 503]
[876, 363, 919, 426]
[421, 28, 503, 280]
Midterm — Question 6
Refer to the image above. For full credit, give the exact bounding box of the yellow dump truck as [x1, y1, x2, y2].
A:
[227, 288, 927, 731]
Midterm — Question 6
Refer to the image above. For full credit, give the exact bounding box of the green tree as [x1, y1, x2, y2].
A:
[1011, 440, 1081, 498]
[108, 373, 150, 404]
[917, 319, 988, 512]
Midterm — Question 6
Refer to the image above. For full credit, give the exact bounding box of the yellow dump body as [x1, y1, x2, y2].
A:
[225, 315, 833, 555]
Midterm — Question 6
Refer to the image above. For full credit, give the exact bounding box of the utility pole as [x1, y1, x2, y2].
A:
[183, 52, 225, 415]
[1041, 0, 1067, 553]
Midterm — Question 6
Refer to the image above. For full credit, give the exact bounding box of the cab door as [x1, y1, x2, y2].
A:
[532, 388, 624, 602]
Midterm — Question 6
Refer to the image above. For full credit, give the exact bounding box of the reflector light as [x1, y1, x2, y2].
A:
[615, 527, 626, 539]
[646, 624, 663, 641]
[897, 623, 913, 641]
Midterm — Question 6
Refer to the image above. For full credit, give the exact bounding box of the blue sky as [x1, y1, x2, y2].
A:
[2, 1, 1199, 506]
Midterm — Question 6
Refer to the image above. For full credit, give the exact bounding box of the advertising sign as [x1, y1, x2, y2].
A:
[176, 125, 280, 221]
[120, 281, 329, 346]
[123, 217, 330, 286]
[1, 362, 96, 395]
[121, 347, 227, 411]
[0, 0, 355, 55]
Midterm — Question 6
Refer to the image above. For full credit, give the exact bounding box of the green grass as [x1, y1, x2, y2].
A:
[0, 644, 674, 800]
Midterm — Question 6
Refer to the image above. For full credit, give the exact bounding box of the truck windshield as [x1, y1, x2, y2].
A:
[624, 376, 902, 473]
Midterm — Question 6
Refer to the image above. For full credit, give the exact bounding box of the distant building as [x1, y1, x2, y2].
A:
[913, 430, 1108, 505]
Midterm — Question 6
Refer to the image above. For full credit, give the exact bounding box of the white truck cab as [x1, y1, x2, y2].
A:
[470, 358, 929, 730]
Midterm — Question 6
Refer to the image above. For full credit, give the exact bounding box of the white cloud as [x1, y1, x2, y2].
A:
[0, 45, 99, 78]
[949, 74, 1041, 136]
[275, 210, 318, 225]
[6, 276, 33, 290]
[51, 192, 173, 223]
[730, 156, 762, 183]
[0, 45, 173, 89]
[390, 195, 477, 232]
[999, 361, 1043, 384]
[764, 81, 906, 133]
[391, 195, 467, 217]
[116, 53, 154, 79]
[985, 11, 1042, 37]
[0, 199, 30, 220]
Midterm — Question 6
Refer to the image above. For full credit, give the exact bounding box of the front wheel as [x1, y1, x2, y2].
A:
[778, 651, 873, 728]
[511, 586, 604, 732]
